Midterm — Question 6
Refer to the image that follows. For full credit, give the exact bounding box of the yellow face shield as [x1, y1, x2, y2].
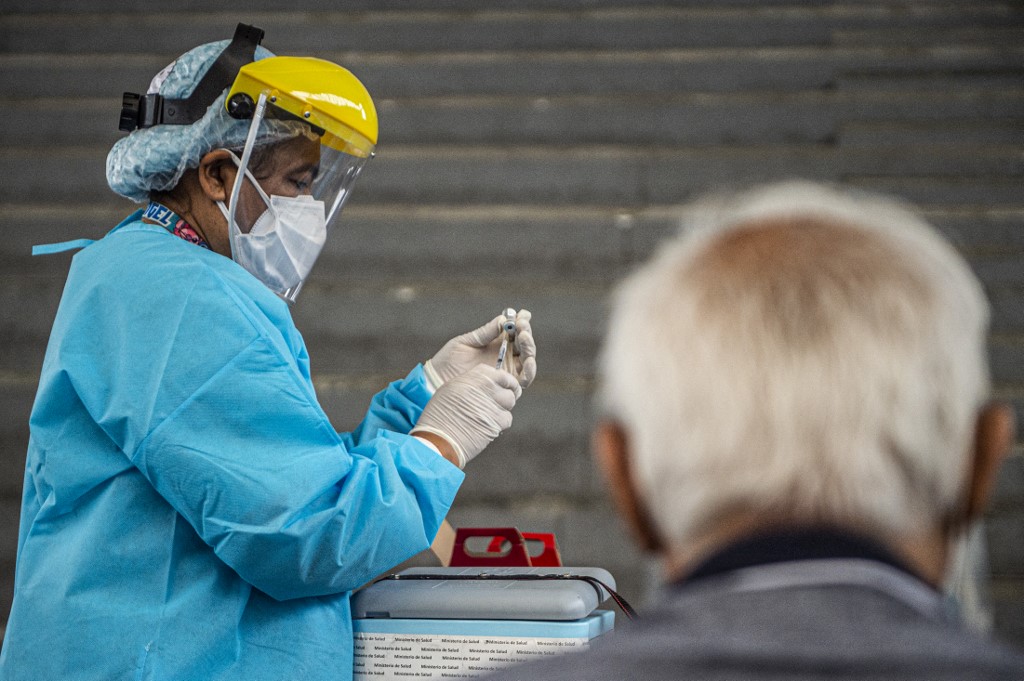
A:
[221, 56, 379, 303]
[226, 56, 378, 158]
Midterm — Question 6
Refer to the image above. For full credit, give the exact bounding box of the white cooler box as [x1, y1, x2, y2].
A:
[351, 566, 617, 680]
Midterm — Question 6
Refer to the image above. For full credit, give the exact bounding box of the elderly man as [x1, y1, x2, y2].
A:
[486, 181, 1023, 680]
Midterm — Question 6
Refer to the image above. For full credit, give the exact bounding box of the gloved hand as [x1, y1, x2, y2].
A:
[425, 309, 537, 390]
[412, 364, 522, 468]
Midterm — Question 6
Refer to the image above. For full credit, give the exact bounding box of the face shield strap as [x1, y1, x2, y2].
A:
[118, 23, 264, 132]
[225, 92, 269, 261]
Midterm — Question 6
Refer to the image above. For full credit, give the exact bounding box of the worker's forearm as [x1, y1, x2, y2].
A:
[414, 431, 462, 469]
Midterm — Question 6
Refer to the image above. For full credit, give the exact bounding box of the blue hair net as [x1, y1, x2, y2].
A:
[106, 39, 307, 203]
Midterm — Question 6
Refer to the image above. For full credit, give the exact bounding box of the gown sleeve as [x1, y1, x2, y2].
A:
[61, 242, 463, 601]
[339, 364, 435, 451]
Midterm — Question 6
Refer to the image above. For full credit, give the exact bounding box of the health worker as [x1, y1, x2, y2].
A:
[0, 24, 537, 681]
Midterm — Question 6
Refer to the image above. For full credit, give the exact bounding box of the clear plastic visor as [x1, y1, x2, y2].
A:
[227, 97, 372, 235]
[225, 94, 373, 302]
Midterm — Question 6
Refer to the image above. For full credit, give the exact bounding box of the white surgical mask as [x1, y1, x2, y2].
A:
[217, 150, 327, 297]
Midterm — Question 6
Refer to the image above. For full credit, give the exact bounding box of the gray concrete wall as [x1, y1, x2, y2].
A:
[1, 0, 1022, 648]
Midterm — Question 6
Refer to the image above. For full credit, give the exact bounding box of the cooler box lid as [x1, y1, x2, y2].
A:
[353, 566, 616, 621]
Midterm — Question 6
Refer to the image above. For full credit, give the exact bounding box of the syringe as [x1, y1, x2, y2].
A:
[494, 308, 517, 371]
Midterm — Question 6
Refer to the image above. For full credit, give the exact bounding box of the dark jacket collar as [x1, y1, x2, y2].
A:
[678, 526, 929, 589]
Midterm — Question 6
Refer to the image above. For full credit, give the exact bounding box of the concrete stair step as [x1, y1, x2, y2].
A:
[373, 89, 1024, 145]
[837, 72, 1024, 92]
[5, 144, 1022, 205]
[6, 89, 1023, 147]
[837, 88, 1024, 124]
[2, 6, 1020, 55]
[838, 121, 1024, 146]
[834, 26, 1024, 47]
[991, 339, 1024, 386]
[1, 0, 998, 15]
[0, 388, 33, 499]
[3, 44, 1021, 99]
[991, 451, 1024, 511]
[988, 512, 1024, 579]
[848, 176, 1024, 209]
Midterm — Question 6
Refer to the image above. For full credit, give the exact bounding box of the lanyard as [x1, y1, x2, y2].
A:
[142, 202, 211, 250]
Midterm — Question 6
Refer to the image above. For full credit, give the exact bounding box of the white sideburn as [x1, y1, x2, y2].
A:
[216, 151, 328, 297]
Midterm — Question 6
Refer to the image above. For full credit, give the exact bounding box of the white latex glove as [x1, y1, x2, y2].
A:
[411, 364, 522, 468]
[425, 309, 537, 390]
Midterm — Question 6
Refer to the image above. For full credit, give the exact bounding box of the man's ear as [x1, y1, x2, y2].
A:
[593, 420, 665, 554]
[963, 402, 1015, 521]
[197, 149, 236, 203]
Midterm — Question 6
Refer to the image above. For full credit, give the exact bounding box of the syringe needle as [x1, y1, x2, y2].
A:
[495, 308, 516, 370]
[495, 337, 509, 370]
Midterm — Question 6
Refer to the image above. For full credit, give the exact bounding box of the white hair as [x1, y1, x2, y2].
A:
[598, 181, 991, 551]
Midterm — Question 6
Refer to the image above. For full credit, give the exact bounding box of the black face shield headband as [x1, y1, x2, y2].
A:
[118, 23, 264, 132]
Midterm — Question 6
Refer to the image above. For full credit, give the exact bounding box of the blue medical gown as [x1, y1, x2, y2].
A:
[0, 214, 464, 680]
